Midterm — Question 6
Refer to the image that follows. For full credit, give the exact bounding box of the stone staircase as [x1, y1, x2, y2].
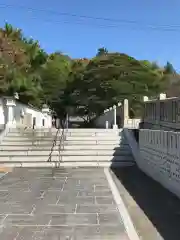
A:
[0, 128, 135, 167]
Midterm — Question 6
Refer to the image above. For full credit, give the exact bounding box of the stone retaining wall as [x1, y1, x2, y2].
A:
[139, 129, 180, 198]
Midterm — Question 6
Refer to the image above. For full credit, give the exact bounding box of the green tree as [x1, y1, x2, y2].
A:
[96, 47, 108, 57]
[164, 61, 176, 75]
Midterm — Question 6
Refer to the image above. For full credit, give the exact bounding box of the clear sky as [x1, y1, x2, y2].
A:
[1, 0, 180, 71]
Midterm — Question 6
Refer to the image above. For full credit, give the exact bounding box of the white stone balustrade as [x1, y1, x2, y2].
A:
[143, 93, 180, 130]
[139, 129, 180, 198]
[95, 99, 140, 129]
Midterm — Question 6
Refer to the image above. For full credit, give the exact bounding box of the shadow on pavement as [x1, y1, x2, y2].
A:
[111, 165, 180, 240]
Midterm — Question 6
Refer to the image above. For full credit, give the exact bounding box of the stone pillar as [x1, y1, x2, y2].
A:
[42, 104, 50, 128]
[143, 96, 149, 102]
[123, 99, 129, 127]
[5, 97, 16, 127]
[113, 105, 118, 129]
[159, 93, 166, 100]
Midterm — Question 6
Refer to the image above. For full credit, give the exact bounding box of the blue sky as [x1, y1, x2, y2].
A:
[1, 0, 180, 71]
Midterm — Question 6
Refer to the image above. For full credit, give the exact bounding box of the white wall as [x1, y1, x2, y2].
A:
[139, 129, 180, 198]
[0, 98, 52, 128]
[95, 109, 115, 128]
[95, 105, 123, 128]
[13, 102, 52, 128]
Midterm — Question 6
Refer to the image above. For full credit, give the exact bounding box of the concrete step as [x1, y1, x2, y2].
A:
[0, 146, 52, 150]
[63, 145, 130, 150]
[0, 142, 53, 146]
[0, 155, 133, 162]
[66, 128, 122, 132]
[0, 161, 134, 168]
[64, 140, 127, 145]
[0, 144, 130, 151]
[66, 131, 122, 137]
[2, 140, 54, 145]
[6, 133, 57, 138]
[65, 136, 122, 141]
[4, 136, 55, 141]
[0, 149, 131, 156]
[8, 130, 57, 134]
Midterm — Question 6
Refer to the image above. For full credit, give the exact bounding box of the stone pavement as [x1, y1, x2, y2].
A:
[0, 167, 129, 240]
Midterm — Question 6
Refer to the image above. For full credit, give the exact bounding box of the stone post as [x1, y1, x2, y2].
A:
[143, 96, 149, 102]
[42, 104, 50, 128]
[159, 93, 166, 100]
[5, 97, 16, 127]
[113, 105, 118, 129]
[123, 99, 129, 127]
[156, 93, 166, 124]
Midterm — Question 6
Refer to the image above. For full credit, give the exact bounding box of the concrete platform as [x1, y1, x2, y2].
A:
[0, 167, 134, 240]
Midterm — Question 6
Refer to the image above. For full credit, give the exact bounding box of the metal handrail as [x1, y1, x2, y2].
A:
[47, 127, 60, 162]
[57, 119, 68, 167]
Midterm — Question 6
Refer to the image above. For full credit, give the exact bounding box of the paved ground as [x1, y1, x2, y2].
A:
[0, 167, 129, 240]
[111, 166, 180, 240]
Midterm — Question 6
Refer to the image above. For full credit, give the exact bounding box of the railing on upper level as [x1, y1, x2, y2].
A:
[143, 93, 180, 131]
[124, 118, 141, 129]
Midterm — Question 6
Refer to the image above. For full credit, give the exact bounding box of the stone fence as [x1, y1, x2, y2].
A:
[0, 96, 52, 129]
[143, 93, 180, 131]
[95, 99, 141, 129]
[139, 129, 180, 198]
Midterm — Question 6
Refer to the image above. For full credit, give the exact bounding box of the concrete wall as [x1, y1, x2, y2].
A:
[139, 129, 180, 198]
[0, 97, 52, 128]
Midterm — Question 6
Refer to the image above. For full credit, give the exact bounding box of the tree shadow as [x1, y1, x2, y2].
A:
[111, 164, 180, 240]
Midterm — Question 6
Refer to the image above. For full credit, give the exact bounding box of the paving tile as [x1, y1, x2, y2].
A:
[50, 213, 98, 226]
[0, 215, 6, 224]
[72, 225, 129, 240]
[95, 196, 115, 205]
[0, 203, 31, 214]
[95, 185, 111, 192]
[3, 214, 50, 226]
[0, 225, 20, 240]
[0, 167, 128, 239]
[58, 196, 95, 205]
[37, 204, 76, 214]
[40, 226, 74, 240]
[16, 226, 45, 240]
[76, 204, 118, 213]
[77, 190, 112, 197]
[98, 212, 123, 225]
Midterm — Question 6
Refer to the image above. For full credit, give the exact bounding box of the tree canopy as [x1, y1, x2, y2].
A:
[0, 23, 179, 121]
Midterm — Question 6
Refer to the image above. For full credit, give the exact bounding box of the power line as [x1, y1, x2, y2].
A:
[1, 3, 180, 32]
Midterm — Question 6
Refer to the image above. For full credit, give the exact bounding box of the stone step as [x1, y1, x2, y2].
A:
[7, 132, 57, 137]
[0, 149, 131, 156]
[65, 136, 123, 141]
[66, 132, 122, 137]
[4, 136, 55, 141]
[64, 140, 127, 145]
[0, 144, 130, 151]
[66, 128, 122, 132]
[1, 140, 54, 145]
[0, 161, 134, 168]
[63, 145, 130, 150]
[8, 129, 57, 133]
[0, 155, 133, 162]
